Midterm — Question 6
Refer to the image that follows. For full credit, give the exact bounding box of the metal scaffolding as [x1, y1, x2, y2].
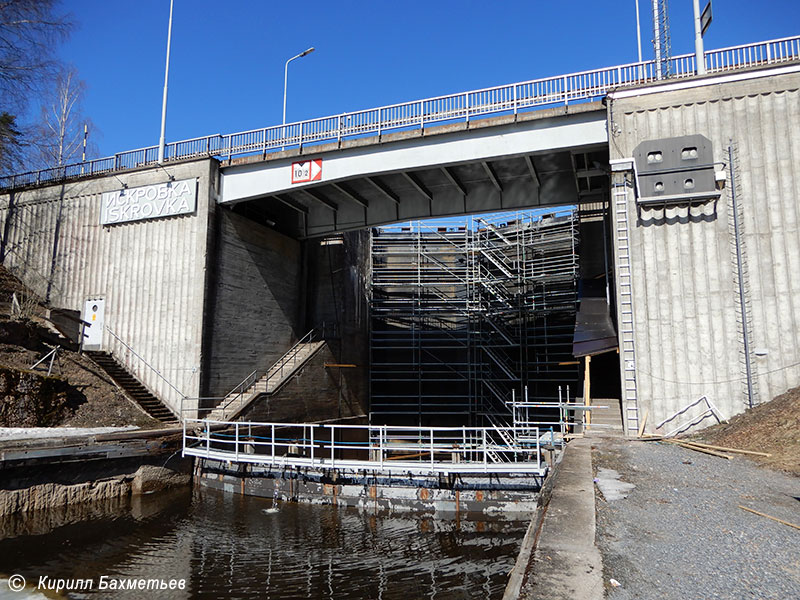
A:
[369, 210, 580, 427]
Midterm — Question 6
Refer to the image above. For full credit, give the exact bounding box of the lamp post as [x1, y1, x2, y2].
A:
[693, 0, 706, 75]
[282, 47, 315, 136]
[157, 0, 174, 164]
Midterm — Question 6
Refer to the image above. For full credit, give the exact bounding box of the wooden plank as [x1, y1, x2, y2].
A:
[584, 355, 592, 426]
[679, 440, 772, 457]
[738, 506, 800, 531]
[672, 441, 731, 459]
[637, 410, 649, 438]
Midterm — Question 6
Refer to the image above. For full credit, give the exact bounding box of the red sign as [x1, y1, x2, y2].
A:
[291, 159, 322, 184]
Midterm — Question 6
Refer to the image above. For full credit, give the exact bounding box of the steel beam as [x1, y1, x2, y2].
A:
[365, 176, 400, 204]
[271, 194, 308, 214]
[525, 155, 540, 187]
[331, 183, 369, 208]
[403, 172, 432, 202]
[482, 161, 503, 192]
[441, 167, 467, 196]
[302, 189, 338, 212]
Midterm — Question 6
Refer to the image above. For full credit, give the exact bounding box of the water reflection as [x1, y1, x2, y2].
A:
[0, 487, 527, 599]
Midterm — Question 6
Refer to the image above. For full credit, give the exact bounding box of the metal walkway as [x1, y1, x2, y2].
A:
[182, 419, 557, 476]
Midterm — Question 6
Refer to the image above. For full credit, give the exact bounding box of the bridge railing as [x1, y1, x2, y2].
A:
[1, 34, 798, 191]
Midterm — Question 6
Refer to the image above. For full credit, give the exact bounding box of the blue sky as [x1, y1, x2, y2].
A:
[58, 0, 799, 159]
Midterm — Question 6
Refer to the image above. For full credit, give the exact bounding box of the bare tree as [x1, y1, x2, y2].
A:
[0, 0, 72, 110]
[36, 66, 93, 167]
[0, 1, 72, 174]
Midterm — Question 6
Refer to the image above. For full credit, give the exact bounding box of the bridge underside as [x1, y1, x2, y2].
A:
[219, 105, 609, 238]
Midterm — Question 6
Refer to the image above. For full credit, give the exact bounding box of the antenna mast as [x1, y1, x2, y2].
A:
[652, 0, 672, 79]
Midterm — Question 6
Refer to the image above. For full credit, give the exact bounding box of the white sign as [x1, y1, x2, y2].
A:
[101, 178, 197, 225]
[291, 158, 322, 184]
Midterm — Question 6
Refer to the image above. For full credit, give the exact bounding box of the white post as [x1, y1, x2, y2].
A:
[635, 0, 643, 64]
[330, 426, 335, 468]
[158, 0, 174, 164]
[635, 0, 644, 80]
[482, 429, 487, 472]
[693, 0, 706, 75]
[430, 428, 434, 470]
[379, 426, 384, 469]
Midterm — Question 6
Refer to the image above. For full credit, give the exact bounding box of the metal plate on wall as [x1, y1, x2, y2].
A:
[634, 134, 717, 205]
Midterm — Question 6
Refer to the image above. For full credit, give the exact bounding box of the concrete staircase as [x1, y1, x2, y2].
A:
[207, 337, 326, 421]
[585, 398, 625, 437]
[86, 351, 178, 424]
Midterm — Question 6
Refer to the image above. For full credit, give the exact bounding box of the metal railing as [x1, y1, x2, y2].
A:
[182, 419, 548, 475]
[1, 35, 797, 191]
[207, 329, 318, 420]
[105, 326, 184, 410]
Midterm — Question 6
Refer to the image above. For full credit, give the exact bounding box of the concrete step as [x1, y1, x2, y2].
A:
[85, 350, 177, 424]
[208, 340, 326, 421]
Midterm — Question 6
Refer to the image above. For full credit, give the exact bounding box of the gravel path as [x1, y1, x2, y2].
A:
[593, 437, 800, 600]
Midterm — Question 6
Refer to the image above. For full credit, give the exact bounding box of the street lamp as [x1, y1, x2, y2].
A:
[283, 47, 315, 128]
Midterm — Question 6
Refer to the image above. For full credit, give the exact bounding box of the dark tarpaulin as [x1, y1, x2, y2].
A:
[573, 285, 618, 358]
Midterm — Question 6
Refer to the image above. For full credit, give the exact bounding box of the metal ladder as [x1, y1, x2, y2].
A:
[613, 177, 639, 435]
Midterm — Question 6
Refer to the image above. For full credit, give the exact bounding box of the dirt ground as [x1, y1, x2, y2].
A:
[0, 266, 160, 429]
[692, 386, 800, 476]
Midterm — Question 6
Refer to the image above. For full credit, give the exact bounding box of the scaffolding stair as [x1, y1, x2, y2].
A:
[482, 346, 520, 381]
[484, 315, 516, 346]
[479, 248, 514, 279]
[478, 279, 514, 309]
[208, 336, 325, 421]
[614, 179, 639, 435]
[86, 351, 178, 424]
[476, 218, 513, 246]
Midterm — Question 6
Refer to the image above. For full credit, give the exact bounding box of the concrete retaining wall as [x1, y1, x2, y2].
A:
[0, 460, 190, 516]
[0, 160, 217, 414]
[608, 69, 800, 431]
[202, 209, 302, 398]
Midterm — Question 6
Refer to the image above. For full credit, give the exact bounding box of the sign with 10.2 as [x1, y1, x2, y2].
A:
[291, 159, 322, 184]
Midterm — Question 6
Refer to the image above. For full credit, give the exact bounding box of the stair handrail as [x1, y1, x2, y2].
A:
[218, 328, 317, 418]
[262, 328, 317, 389]
[105, 326, 185, 400]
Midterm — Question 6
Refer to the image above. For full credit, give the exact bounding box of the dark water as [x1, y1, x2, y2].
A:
[0, 487, 527, 599]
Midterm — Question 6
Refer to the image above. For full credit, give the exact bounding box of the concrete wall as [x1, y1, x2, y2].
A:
[0, 160, 217, 415]
[202, 209, 302, 399]
[608, 69, 800, 431]
[303, 230, 371, 417]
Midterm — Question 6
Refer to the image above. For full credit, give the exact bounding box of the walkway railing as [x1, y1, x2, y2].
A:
[2, 35, 797, 191]
[182, 419, 550, 475]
